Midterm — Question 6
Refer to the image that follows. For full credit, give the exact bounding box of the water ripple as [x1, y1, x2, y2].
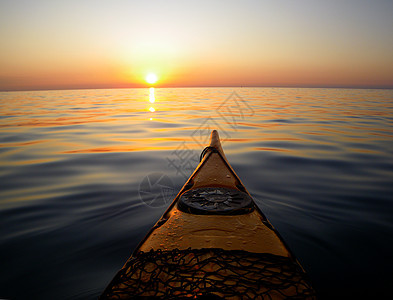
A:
[1, 87, 393, 299]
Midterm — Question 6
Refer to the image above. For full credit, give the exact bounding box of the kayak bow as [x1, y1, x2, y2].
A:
[101, 130, 316, 299]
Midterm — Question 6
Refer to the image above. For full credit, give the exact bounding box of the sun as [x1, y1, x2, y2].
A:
[145, 73, 158, 84]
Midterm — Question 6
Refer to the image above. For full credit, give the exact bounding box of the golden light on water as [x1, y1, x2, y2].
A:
[149, 87, 155, 103]
[148, 87, 156, 113]
[146, 73, 158, 84]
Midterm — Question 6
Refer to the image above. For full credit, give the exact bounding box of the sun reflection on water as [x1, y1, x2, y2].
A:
[148, 87, 156, 116]
[149, 87, 155, 103]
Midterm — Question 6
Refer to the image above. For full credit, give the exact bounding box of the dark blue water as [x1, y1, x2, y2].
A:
[1, 87, 393, 299]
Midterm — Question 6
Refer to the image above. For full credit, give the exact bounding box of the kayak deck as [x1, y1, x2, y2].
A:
[102, 248, 313, 299]
[101, 130, 316, 299]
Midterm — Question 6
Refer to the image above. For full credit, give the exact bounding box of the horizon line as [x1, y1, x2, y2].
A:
[1, 84, 393, 93]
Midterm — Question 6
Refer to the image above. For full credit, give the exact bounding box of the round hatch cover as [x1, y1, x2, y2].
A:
[178, 187, 254, 215]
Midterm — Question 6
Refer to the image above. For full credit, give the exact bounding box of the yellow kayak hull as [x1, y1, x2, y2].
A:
[101, 130, 316, 299]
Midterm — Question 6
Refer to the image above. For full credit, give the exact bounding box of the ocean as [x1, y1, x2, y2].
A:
[1, 87, 392, 299]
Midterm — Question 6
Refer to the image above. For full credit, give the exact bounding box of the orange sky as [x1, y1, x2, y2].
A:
[1, 0, 393, 91]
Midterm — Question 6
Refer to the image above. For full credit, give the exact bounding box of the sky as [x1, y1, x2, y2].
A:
[1, 0, 393, 90]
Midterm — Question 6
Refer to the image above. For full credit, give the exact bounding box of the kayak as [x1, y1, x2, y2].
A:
[100, 130, 316, 299]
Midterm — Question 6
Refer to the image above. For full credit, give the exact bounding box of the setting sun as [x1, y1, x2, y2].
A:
[146, 73, 158, 85]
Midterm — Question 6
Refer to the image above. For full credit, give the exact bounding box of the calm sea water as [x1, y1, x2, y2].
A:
[1, 87, 393, 299]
